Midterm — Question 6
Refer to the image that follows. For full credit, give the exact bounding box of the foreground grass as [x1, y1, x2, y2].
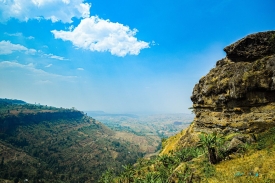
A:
[208, 128, 275, 183]
[103, 127, 275, 182]
[209, 148, 275, 183]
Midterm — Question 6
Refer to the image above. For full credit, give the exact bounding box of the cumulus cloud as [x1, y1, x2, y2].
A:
[77, 67, 84, 71]
[51, 16, 150, 57]
[0, 0, 91, 23]
[0, 40, 29, 54]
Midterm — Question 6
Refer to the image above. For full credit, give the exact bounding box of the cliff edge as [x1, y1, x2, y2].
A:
[191, 31, 275, 135]
[161, 31, 275, 151]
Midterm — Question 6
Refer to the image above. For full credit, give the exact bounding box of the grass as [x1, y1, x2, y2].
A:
[208, 127, 275, 183]
[208, 148, 275, 183]
[108, 126, 275, 183]
[161, 123, 199, 155]
[160, 130, 184, 155]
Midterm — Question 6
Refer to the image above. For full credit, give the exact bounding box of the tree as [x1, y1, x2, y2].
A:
[197, 132, 224, 164]
[98, 169, 114, 183]
[144, 173, 162, 183]
[119, 164, 134, 183]
[158, 155, 176, 168]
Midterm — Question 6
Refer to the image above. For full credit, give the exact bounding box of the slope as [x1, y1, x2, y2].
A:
[0, 99, 144, 182]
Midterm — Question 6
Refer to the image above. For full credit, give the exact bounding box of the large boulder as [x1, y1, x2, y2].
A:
[224, 31, 275, 62]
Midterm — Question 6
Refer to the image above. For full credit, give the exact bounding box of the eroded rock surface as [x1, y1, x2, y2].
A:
[191, 31, 275, 134]
[224, 31, 275, 62]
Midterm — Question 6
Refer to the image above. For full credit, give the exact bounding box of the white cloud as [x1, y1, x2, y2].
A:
[26, 48, 37, 55]
[5, 32, 35, 40]
[68, 25, 74, 31]
[0, 40, 67, 61]
[43, 53, 68, 61]
[4, 32, 23, 37]
[0, 40, 36, 55]
[0, 61, 76, 81]
[151, 40, 159, 46]
[45, 64, 52, 68]
[51, 16, 150, 57]
[0, 40, 28, 54]
[77, 67, 84, 71]
[35, 80, 52, 84]
[27, 36, 35, 40]
[0, 0, 91, 23]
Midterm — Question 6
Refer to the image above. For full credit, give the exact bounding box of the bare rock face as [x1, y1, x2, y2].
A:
[224, 31, 275, 62]
[191, 31, 275, 135]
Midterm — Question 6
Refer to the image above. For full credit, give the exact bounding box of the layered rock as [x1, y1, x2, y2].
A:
[191, 31, 275, 134]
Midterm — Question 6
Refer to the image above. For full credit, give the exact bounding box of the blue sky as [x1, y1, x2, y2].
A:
[0, 0, 274, 114]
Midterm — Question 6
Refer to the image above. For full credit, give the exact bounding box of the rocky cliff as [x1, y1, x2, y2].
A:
[190, 31, 275, 135]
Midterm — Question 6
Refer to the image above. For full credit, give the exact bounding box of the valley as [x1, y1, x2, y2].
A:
[87, 112, 193, 155]
[0, 99, 193, 182]
[0, 99, 143, 182]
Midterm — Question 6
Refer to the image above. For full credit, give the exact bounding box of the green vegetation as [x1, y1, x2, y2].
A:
[98, 146, 203, 182]
[0, 99, 144, 182]
[100, 127, 275, 182]
[197, 132, 224, 164]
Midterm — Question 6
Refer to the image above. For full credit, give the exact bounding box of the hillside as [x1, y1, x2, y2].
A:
[104, 31, 275, 182]
[88, 112, 193, 155]
[0, 99, 145, 182]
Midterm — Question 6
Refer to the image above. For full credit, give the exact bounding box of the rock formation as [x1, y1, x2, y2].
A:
[190, 31, 275, 135]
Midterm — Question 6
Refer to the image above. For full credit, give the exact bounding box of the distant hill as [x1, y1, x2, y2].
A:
[0, 99, 145, 182]
[0, 98, 26, 105]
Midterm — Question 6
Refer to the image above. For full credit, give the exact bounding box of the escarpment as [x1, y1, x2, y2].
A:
[191, 31, 275, 135]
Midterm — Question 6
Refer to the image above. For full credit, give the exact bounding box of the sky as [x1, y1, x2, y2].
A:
[0, 0, 274, 114]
